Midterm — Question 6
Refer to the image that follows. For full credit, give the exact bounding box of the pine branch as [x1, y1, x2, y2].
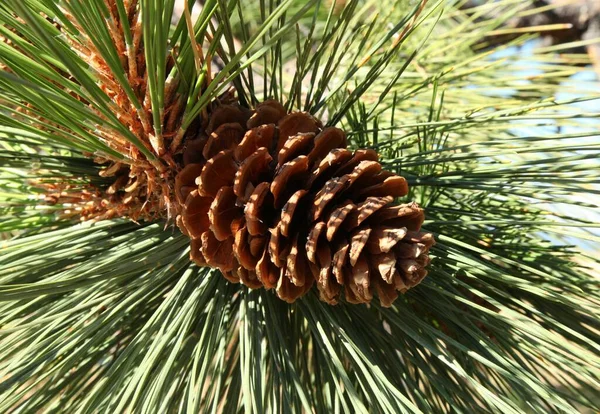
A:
[0, 0, 599, 412]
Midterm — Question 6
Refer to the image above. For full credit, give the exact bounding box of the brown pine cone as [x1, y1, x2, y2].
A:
[175, 100, 435, 306]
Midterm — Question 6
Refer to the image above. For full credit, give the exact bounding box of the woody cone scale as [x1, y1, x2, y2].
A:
[175, 100, 435, 306]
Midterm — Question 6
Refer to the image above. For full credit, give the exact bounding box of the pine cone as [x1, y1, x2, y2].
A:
[175, 100, 435, 306]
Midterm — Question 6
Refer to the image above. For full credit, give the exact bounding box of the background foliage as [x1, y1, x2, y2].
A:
[0, 0, 599, 412]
